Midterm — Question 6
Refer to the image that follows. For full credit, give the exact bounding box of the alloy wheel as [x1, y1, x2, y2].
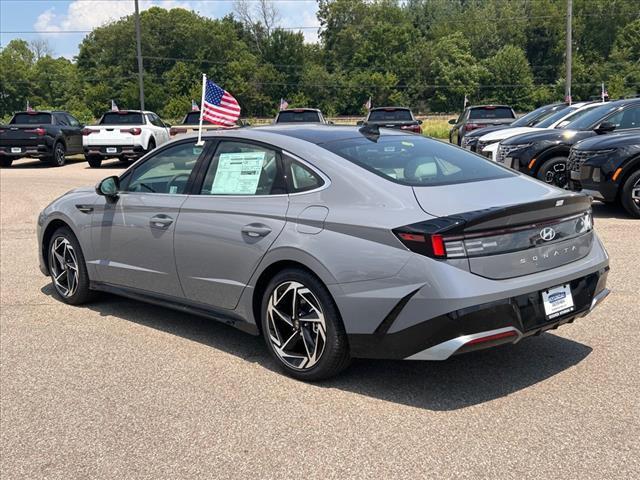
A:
[632, 178, 640, 206]
[55, 143, 65, 166]
[544, 162, 567, 188]
[49, 237, 79, 297]
[266, 281, 327, 370]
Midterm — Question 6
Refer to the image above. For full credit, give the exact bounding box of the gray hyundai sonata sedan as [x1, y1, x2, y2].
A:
[38, 125, 610, 380]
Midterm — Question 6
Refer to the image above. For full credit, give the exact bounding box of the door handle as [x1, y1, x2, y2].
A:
[241, 224, 272, 238]
[150, 214, 173, 229]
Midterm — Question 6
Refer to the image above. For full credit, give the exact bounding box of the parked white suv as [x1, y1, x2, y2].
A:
[82, 110, 170, 168]
[478, 102, 605, 161]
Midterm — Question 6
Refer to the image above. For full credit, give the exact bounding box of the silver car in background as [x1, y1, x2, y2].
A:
[37, 125, 610, 380]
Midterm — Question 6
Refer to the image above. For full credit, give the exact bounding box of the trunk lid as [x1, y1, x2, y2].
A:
[83, 125, 142, 146]
[0, 125, 49, 147]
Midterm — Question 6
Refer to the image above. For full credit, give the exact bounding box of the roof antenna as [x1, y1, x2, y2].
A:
[358, 122, 380, 142]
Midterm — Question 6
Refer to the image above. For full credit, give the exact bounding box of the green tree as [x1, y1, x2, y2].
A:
[483, 45, 534, 110]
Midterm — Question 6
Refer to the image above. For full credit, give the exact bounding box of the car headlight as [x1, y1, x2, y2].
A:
[589, 148, 616, 156]
[510, 143, 533, 150]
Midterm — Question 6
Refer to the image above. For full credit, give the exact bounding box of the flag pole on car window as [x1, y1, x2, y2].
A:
[196, 73, 207, 146]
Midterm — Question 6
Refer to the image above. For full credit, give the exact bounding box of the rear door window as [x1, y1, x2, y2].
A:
[200, 141, 285, 195]
[468, 107, 515, 119]
[100, 112, 144, 125]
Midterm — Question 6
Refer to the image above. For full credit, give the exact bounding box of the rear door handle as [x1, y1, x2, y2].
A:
[241, 224, 272, 238]
[150, 214, 173, 229]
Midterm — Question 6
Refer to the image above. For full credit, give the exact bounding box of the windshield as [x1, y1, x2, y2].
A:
[100, 112, 144, 125]
[276, 110, 322, 123]
[535, 107, 581, 128]
[322, 135, 514, 186]
[512, 105, 565, 127]
[10, 113, 52, 124]
[468, 107, 514, 120]
[368, 109, 413, 122]
[564, 103, 623, 130]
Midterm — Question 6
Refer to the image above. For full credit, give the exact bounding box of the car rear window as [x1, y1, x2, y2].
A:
[183, 112, 212, 125]
[276, 111, 322, 123]
[368, 109, 413, 122]
[468, 107, 515, 120]
[100, 112, 144, 125]
[322, 135, 514, 186]
[10, 113, 52, 124]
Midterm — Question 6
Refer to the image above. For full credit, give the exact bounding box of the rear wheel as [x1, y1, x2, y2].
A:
[0, 158, 12, 168]
[537, 156, 569, 188]
[147, 138, 156, 152]
[620, 170, 640, 218]
[49, 142, 66, 167]
[261, 269, 351, 381]
[48, 227, 93, 305]
[86, 155, 102, 168]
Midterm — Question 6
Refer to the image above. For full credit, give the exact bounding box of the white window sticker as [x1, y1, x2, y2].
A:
[210, 151, 266, 194]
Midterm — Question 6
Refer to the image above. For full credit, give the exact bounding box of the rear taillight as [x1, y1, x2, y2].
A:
[400, 125, 422, 134]
[170, 127, 187, 136]
[25, 128, 46, 136]
[82, 128, 96, 136]
[465, 123, 486, 131]
[394, 210, 593, 260]
[120, 127, 142, 135]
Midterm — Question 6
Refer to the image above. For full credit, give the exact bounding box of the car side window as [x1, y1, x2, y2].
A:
[54, 113, 68, 125]
[124, 142, 204, 194]
[286, 158, 324, 193]
[606, 106, 640, 130]
[200, 141, 285, 196]
[65, 114, 80, 127]
[147, 113, 165, 128]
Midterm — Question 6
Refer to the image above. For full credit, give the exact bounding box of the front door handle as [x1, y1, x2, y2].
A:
[150, 214, 173, 229]
[241, 223, 272, 238]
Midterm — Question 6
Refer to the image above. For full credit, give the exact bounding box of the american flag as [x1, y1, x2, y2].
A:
[279, 98, 289, 111]
[202, 79, 240, 127]
[111, 100, 119, 112]
[191, 99, 199, 112]
[26, 100, 34, 112]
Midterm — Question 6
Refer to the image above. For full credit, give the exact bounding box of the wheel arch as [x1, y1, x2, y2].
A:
[615, 154, 640, 199]
[530, 145, 570, 175]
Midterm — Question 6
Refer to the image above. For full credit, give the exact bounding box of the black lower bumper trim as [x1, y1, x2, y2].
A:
[348, 268, 608, 359]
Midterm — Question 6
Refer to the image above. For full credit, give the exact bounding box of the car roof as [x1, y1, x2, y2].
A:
[278, 108, 322, 113]
[468, 105, 512, 109]
[369, 106, 412, 111]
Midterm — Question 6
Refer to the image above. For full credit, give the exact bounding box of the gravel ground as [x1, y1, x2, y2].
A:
[1, 157, 639, 479]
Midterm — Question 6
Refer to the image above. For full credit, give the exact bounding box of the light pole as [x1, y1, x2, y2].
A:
[134, 0, 145, 110]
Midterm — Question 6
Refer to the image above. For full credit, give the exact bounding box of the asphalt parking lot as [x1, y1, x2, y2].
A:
[1, 156, 639, 479]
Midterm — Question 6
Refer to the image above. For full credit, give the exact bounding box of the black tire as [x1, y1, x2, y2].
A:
[49, 142, 66, 167]
[147, 138, 156, 152]
[620, 169, 640, 218]
[536, 156, 569, 188]
[86, 155, 102, 168]
[118, 157, 130, 164]
[260, 268, 351, 381]
[47, 227, 94, 305]
[0, 158, 12, 168]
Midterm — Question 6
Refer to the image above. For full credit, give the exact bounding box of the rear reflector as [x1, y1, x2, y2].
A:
[465, 330, 517, 346]
[25, 128, 46, 136]
[170, 127, 188, 136]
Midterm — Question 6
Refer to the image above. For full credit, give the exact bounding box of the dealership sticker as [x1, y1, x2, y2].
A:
[542, 284, 575, 319]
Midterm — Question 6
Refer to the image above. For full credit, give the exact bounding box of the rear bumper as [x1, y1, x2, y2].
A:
[84, 144, 146, 159]
[0, 142, 54, 158]
[347, 267, 609, 360]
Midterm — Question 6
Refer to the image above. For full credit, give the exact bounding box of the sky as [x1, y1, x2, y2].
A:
[0, 0, 321, 58]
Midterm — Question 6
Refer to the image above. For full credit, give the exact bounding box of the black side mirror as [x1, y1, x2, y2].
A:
[594, 121, 616, 134]
[356, 120, 364, 126]
[96, 176, 120, 198]
[417, 119, 423, 125]
[448, 119, 456, 125]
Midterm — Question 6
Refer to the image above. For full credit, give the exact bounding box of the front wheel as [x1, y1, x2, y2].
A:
[49, 142, 66, 167]
[86, 155, 102, 168]
[261, 269, 351, 381]
[620, 170, 640, 218]
[537, 156, 569, 188]
[48, 227, 93, 305]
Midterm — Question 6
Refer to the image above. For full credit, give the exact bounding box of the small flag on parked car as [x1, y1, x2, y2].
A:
[601, 83, 609, 102]
[191, 99, 199, 112]
[196, 74, 241, 145]
[463, 95, 469, 108]
[111, 100, 119, 112]
[26, 100, 33, 112]
[279, 98, 289, 111]
[364, 96, 372, 111]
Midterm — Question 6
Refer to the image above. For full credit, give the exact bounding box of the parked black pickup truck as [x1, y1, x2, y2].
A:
[0, 111, 83, 167]
[448, 105, 516, 146]
[358, 107, 423, 134]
